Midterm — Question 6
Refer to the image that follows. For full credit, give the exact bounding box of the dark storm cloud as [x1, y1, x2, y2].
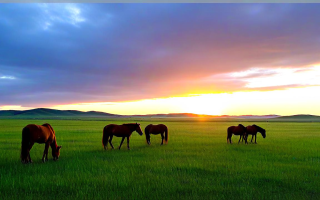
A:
[1, 4, 320, 106]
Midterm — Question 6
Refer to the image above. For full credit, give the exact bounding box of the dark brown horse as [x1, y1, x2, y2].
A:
[145, 124, 168, 145]
[21, 123, 61, 163]
[246, 124, 266, 143]
[227, 124, 247, 144]
[102, 123, 143, 150]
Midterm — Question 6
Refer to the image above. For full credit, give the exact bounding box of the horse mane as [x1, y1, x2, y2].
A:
[122, 123, 139, 131]
[122, 123, 139, 126]
[42, 123, 55, 135]
[238, 124, 246, 130]
[253, 124, 263, 130]
[42, 123, 57, 147]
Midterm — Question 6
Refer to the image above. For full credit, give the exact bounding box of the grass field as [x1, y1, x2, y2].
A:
[0, 119, 319, 200]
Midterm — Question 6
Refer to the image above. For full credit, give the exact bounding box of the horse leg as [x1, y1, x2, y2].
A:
[42, 143, 50, 163]
[104, 135, 109, 150]
[255, 134, 257, 144]
[251, 135, 253, 143]
[126, 137, 130, 150]
[119, 137, 125, 149]
[161, 133, 164, 145]
[238, 135, 242, 144]
[148, 134, 151, 145]
[109, 135, 114, 149]
[27, 142, 34, 163]
[227, 136, 231, 144]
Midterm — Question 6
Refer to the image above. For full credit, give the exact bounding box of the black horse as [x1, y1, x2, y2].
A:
[144, 124, 168, 145]
[102, 123, 143, 150]
[227, 124, 247, 144]
[245, 124, 266, 143]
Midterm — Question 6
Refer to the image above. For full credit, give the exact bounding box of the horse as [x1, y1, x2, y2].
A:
[145, 124, 168, 145]
[245, 124, 266, 143]
[21, 123, 61, 163]
[227, 124, 247, 144]
[102, 123, 143, 150]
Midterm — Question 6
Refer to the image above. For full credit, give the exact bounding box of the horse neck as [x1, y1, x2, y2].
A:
[50, 138, 58, 150]
[238, 124, 245, 130]
[254, 125, 262, 132]
[124, 124, 137, 133]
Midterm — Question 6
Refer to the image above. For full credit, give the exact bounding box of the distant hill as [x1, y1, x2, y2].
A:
[1, 108, 319, 121]
[133, 113, 215, 118]
[135, 113, 281, 119]
[271, 114, 320, 121]
[0, 108, 119, 118]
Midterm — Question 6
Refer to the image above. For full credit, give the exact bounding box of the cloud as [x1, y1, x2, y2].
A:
[38, 4, 86, 30]
[1, 4, 320, 107]
[0, 75, 16, 80]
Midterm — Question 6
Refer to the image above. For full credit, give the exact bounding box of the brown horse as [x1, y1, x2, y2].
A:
[227, 124, 247, 144]
[102, 123, 143, 150]
[145, 124, 168, 145]
[21, 123, 61, 163]
[246, 124, 266, 143]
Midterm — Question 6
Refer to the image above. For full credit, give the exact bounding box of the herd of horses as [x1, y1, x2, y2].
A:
[20, 122, 266, 164]
[227, 124, 266, 144]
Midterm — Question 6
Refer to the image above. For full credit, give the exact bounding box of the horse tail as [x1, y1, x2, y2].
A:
[21, 126, 29, 162]
[164, 126, 169, 144]
[144, 125, 151, 144]
[227, 127, 232, 143]
[102, 126, 109, 150]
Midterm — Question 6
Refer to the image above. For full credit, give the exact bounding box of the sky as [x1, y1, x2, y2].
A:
[1, 3, 320, 115]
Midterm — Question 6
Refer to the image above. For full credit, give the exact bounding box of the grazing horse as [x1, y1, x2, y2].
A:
[21, 123, 61, 163]
[145, 124, 168, 145]
[227, 124, 247, 144]
[102, 123, 143, 150]
[246, 124, 266, 143]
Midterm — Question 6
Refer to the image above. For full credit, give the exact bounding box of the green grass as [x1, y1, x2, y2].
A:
[0, 119, 319, 200]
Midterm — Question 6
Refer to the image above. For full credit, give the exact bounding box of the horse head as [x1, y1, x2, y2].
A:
[261, 128, 266, 138]
[52, 146, 61, 160]
[52, 142, 62, 161]
[135, 123, 143, 136]
[254, 124, 266, 138]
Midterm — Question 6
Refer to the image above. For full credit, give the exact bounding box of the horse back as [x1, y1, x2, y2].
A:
[246, 125, 257, 135]
[149, 124, 167, 134]
[104, 124, 132, 137]
[23, 124, 54, 144]
[228, 125, 245, 135]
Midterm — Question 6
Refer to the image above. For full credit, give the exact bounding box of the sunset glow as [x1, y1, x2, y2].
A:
[49, 85, 320, 116]
[1, 4, 320, 116]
